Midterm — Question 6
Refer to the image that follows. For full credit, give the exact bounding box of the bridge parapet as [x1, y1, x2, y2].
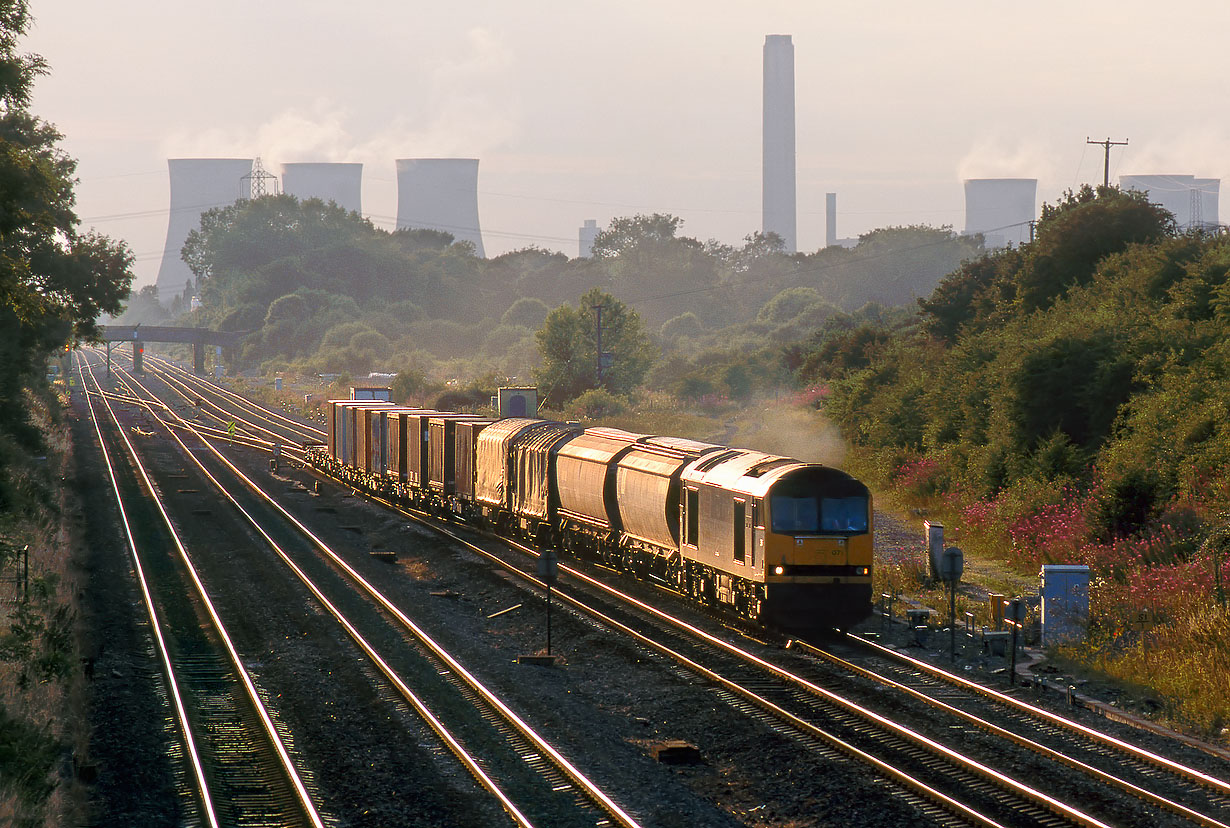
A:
[98, 326, 249, 375]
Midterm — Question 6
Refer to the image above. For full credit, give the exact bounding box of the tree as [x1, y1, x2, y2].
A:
[589, 213, 685, 259]
[534, 288, 657, 405]
[0, 1, 133, 437]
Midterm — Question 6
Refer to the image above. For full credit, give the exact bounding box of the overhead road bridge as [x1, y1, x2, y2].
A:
[97, 325, 249, 375]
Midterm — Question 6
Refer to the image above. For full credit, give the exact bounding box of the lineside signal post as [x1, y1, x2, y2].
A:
[537, 549, 558, 655]
[940, 546, 964, 662]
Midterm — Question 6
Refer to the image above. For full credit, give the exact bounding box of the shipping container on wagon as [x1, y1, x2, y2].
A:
[474, 418, 556, 510]
[329, 400, 392, 468]
[386, 409, 438, 484]
[428, 415, 493, 494]
[345, 401, 394, 470]
[555, 429, 648, 531]
[510, 423, 583, 522]
[369, 407, 426, 479]
[326, 399, 347, 461]
[454, 420, 495, 502]
[362, 406, 422, 476]
[400, 411, 444, 488]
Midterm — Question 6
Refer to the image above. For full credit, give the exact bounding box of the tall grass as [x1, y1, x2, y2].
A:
[860, 444, 1230, 740]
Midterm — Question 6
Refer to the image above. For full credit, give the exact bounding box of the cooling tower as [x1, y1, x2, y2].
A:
[1120, 174, 1220, 230]
[763, 34, 796, 253]
[155, 158, 253, 301]
[281, 162, 363, 214]
[579, 219, 599, 258]
[395, 158, 485, 257]
[963, 178, 1037, 249]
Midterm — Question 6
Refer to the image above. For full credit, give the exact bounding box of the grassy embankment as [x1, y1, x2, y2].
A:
[848, 447, 1230, 741]
[0, 382, 89, 827]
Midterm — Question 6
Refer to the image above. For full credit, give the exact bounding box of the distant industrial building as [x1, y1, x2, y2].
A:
[763, 35, 796, 253]
[281, 162, 363, 214]
[155, 158, 253, 301]
[824, 193, 858, 249]
[1119, 174, 1220, 231]
[579, 219, 599, 258]
[395, 158, 485, 257]
[963, 178, 1037, 249]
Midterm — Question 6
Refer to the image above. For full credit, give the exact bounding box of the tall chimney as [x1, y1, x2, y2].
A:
[825, 192, 837, 247]
[763, 35, 796, 253]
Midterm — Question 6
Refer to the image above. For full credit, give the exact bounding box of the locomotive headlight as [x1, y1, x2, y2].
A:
[774, 565, 785, 575]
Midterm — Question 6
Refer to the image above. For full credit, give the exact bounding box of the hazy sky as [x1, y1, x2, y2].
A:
[25, 1, 1230, 289]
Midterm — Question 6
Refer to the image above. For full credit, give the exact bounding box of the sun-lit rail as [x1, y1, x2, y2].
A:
[107, 357, 643, 828]
[76, 352, 326, 828]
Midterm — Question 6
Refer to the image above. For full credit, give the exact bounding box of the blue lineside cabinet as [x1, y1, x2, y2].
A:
[1039, 564, 1090, 648]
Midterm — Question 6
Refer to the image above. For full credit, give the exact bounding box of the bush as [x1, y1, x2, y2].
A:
[1093, 467, 1167, 541]
[501, 297, 550, 329]
[566, 389, 629, 419]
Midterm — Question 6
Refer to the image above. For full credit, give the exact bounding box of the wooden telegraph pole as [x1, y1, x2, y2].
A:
[1087, 137, 1129, 188]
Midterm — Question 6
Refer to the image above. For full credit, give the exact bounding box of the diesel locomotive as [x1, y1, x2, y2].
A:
[308, 399, 873, 632]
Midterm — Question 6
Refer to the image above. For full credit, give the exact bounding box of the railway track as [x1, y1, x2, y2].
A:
[76, 352, 325, 828]
[89, 352, 643, 828]
[113, 355, 1230, 826]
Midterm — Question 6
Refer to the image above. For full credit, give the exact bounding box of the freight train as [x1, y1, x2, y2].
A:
[306, 400, 873, 633]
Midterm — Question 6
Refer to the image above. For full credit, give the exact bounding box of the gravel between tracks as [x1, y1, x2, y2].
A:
[73, 371, 947, 826]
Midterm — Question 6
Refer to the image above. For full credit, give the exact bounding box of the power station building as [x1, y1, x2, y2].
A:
[1119, 174, 1220, 231]
[395, 158, 485, 257]
[281, 162, 363, 214]
[824, 193, 858, 249]
[155, 158, 253, 302]
[963, 178, 1037, 249]
[578, 219, 599, 258]
[763, 34, 796, 253]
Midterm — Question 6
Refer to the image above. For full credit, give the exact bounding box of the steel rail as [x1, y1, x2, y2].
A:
[82, 355, 327, 828]
[148, 355, 325, 437]
[113, 362, 642, 828]
[846, 632, 1230, 796]
[146, 354, 324, 435]
[75, 352, 223, 828]
[343, 488, 1074, 828]
[785, 640, 1229, 828]
[490, 537, 1114, 828]
[104, 361, 538, 828]
[132, 356, 1150, 826]
[90, 351, 307, 458]
[146, 360, 306, 446]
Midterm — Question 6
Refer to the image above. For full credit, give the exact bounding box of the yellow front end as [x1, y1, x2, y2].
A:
[763, 529, 873, 584]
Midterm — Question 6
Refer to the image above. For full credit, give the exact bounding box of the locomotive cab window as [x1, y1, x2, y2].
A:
[771, 494, 868, 534]
[684, 487, 699, 547]
[769, 468, 870, 535]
